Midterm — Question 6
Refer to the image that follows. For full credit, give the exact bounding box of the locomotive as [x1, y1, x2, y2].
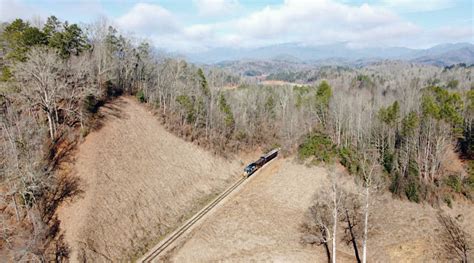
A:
[243, 148, 279, 177]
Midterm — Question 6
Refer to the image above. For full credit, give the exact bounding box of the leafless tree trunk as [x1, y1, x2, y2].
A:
[359, 150, 380, 263]
[14, 47, 68, 141]
[361, 186, 369, 263]
[331, 170, 339, 263]
[300, 195, 333, 263]
[327, 166, 344, 263]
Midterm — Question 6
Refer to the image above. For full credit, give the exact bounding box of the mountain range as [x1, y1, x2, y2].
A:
[184, 42, 474, 67]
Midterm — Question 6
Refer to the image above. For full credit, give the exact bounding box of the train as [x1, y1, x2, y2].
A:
[243, 148, 280, 177]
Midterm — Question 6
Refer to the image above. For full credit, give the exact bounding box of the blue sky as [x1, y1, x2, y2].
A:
[1, 0, 472, 53]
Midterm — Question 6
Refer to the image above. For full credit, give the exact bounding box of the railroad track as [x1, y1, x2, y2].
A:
[139, 176, 247, 262]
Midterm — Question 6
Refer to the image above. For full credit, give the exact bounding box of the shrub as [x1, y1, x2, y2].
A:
[176, 95, 195, 124]
[389, 172, 401, 195]
[407, 158, 419, 178]
[388, 158, 422, 203]
[218, 93, 235, 130]
[338, 146, 360, 175]
[443, 195, 453, 208]
[405, 180, 420, 203]
[105, 80, 122, 97]
[446, 79, 459, 89]
[153, 98, 160, 108]
[445, 175, 462, 193]
[465, 161, 474, 190]
[298, 132, 336, 164]
[136, 90, 146, 103]
[0, 66, 12, 81]
[80, 126, 90, 138]
[405, 158, 421, 202]
[83, 94, 100, 113]
[235, 130, 247, 141]
[382, 150, 394, 174]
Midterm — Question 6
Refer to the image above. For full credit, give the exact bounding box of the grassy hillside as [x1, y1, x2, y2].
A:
[57, 97, 240, 261]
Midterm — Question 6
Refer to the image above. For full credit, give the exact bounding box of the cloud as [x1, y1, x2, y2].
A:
[183, 24, 215, 40]
[431, 26, 473, 43]
[93, 0, 470, 53]
[380, 0, 454, 12]
[0, 0, 106, 23]
[1, 0, 470, 53]
[225, 0, 420, 47]
[435, 26, 472, 39]
[0, 0, 45, 21]
[116, 3, 180, 35]
[194, 0, 240, 16]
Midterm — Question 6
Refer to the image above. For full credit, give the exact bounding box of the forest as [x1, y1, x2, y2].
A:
[1, 16, 473, 260]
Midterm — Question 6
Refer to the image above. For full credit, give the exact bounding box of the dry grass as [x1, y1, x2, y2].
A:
[162, 159, 331, 262]
[56, 97, 240, 261]
[260, 80, 299, 86]
[54, 96, 474, 262]
[163, 160, 474, 262]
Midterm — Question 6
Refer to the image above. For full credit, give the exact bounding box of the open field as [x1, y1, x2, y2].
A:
[162, 160, 474, 262]
[162, 158, 329, 262]
[259, 80, 300, 86]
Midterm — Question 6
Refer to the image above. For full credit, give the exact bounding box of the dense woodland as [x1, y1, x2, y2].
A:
[1, 16, 473, 260]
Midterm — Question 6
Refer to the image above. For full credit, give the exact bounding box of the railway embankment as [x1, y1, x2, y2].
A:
[56, 97, 241, 261]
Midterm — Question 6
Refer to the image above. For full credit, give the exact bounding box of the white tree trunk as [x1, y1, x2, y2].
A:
[332, 172, 338, 263]
[362, 186, 369, 263]
[47, 111, 55, 140]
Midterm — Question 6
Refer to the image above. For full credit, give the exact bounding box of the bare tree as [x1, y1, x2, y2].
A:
[300, 196, 333, 263]
[329, 167, 343, 263]
[14, 47, 67, 140]
[358, 150, 381, 263]
[86, 17, 117, 94]
[300, 168, 346, 263]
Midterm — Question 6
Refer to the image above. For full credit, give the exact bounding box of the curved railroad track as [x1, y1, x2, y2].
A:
[139, 176, 247, 262]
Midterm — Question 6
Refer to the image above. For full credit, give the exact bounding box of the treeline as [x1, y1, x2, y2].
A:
[297, 74, 474, 204]
[0, 16, 166, 260]
[1, 17, 94, 261]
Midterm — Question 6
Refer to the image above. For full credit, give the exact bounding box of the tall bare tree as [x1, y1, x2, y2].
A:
[14, 47, 66, 140]
[358, 150, 381, 263]
[300, 198, 333, 263]
[329, 167, 343, 263]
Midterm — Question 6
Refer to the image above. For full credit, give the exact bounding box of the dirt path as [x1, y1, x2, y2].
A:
[57, 97, 240, 262]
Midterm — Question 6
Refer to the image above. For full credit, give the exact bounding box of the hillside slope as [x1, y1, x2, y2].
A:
[57, 97, 240, 261]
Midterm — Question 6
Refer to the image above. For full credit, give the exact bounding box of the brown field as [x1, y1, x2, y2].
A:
[260, 80, 300, 86]
[56, 97, 241, 261]
[161, 160, 474, 262]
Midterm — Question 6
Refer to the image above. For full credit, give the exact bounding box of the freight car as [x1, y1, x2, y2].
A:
[243, 148, 279, 177]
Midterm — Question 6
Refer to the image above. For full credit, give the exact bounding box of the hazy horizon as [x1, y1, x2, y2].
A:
[1, 0, 473, 54]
